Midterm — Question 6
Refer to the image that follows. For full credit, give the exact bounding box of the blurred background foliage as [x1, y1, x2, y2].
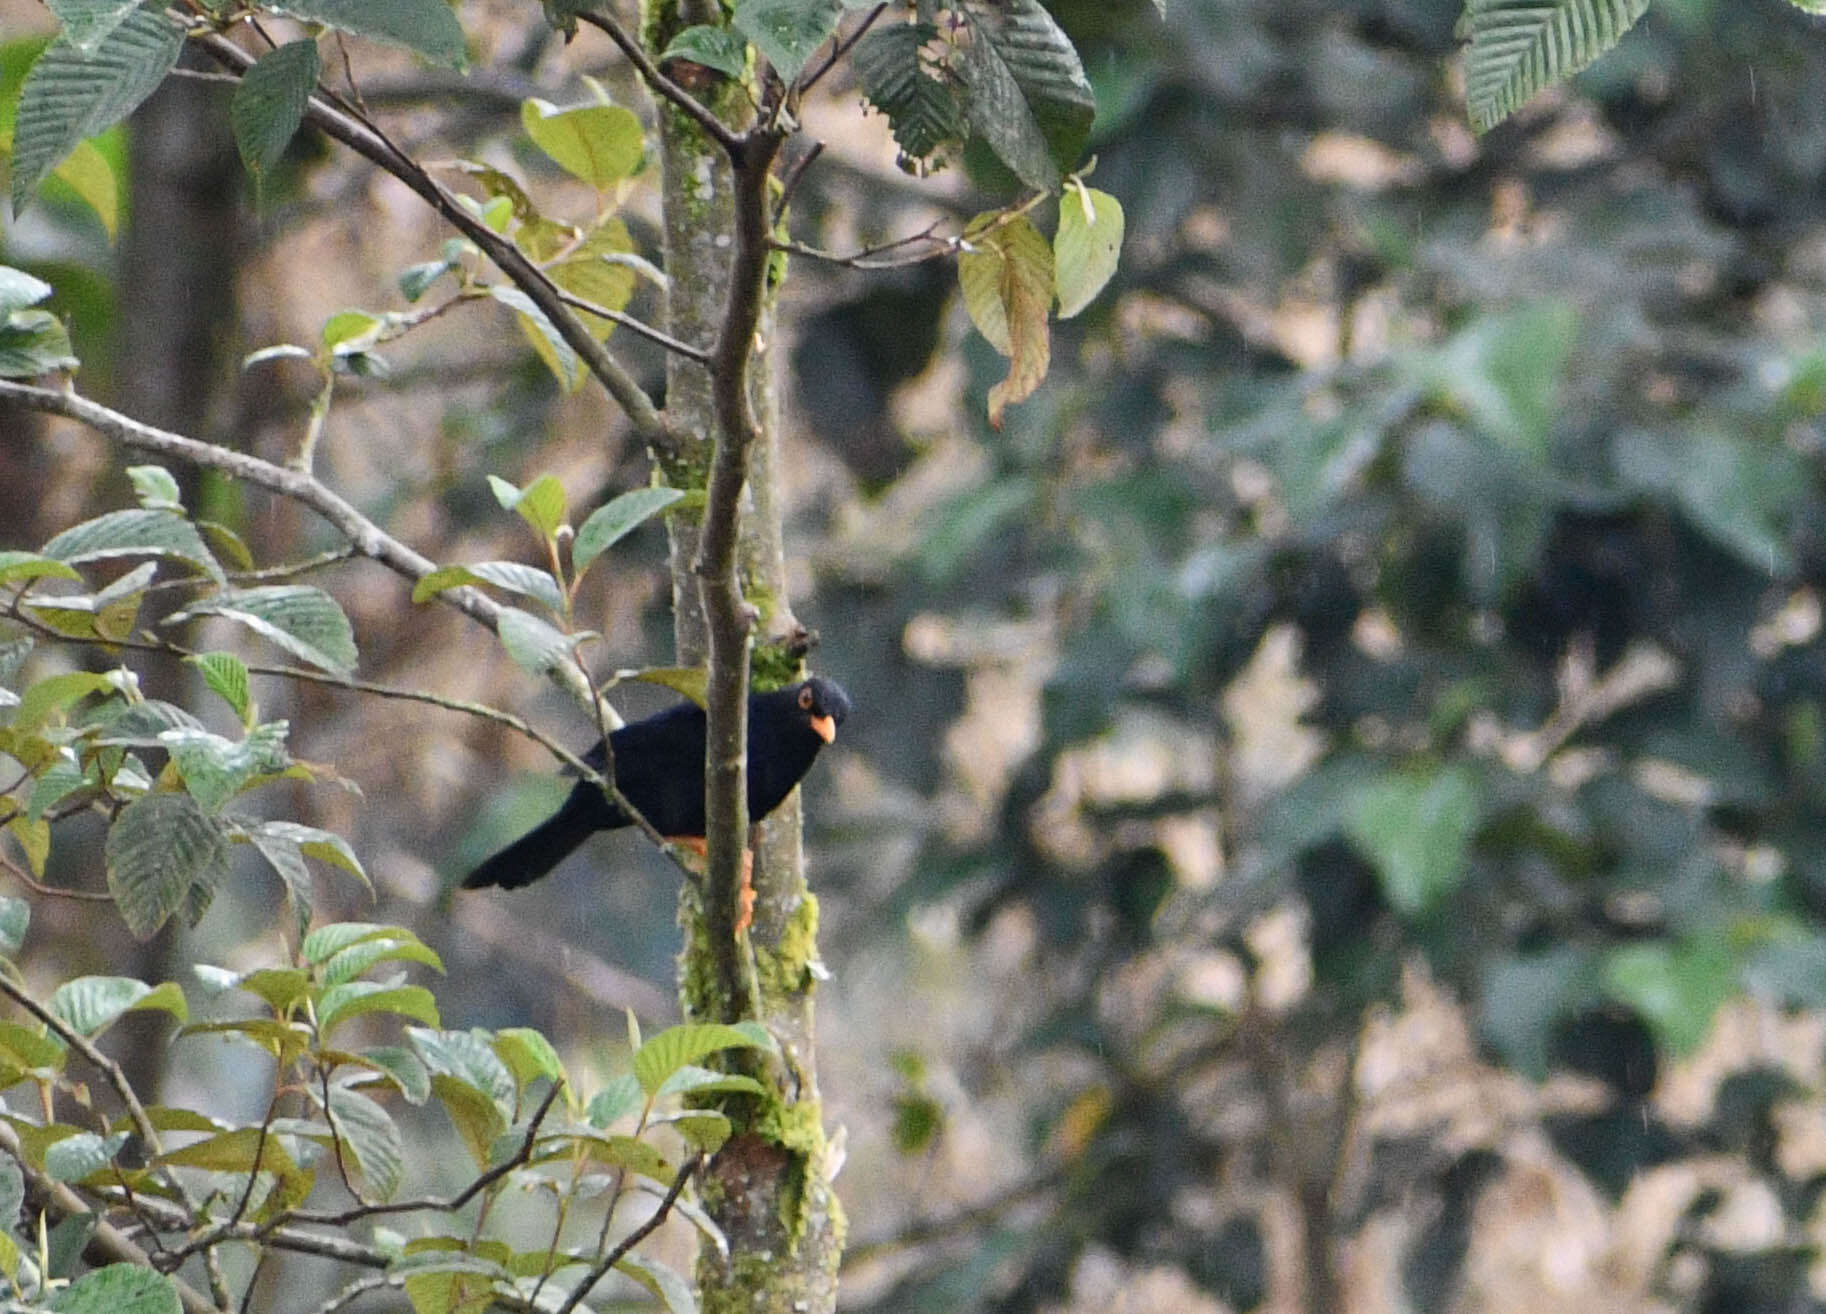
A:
[10, 0, 1826, 1310]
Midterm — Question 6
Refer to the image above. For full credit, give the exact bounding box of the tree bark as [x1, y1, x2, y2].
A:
[642, 4, 844, 1309]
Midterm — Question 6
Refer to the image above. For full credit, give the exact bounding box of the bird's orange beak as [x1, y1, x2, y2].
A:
[810, 713, 836, 744]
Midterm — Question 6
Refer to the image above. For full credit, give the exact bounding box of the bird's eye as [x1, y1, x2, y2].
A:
[798, 685, 814, 710]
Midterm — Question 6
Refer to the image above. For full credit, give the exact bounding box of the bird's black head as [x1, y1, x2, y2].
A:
[793, 675, 852, 745]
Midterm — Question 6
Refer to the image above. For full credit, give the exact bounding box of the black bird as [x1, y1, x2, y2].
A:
[463, 676, 851, 892]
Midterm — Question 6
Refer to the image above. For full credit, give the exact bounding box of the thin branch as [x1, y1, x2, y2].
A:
[550, 288, 710, 363]
[0, 850, 115, 902]
[193, 34, 680, 453]
[798, 5, 887, 97]
[0, 1121, 226, 1314]
[287, 1080, 565, 1227]
[573, 11, 742, 154]
[553, 1153, 702, 1314]
[770, 221, 955, 269]
[773, 141, 823, 225]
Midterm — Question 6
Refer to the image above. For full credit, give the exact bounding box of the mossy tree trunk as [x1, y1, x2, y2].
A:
[640, 3, 844, 1309]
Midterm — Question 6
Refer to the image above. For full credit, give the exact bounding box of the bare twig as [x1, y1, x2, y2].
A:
[770, 221, 954, 269]
[773, 141, 823, 224]
[550, 288, 710, 363]
[798, 5, 887, 97]
[0, 850, 115, 902]
[553, 1153, 702, 1314]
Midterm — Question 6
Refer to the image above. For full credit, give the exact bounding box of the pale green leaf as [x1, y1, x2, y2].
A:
[521, 98, 644, 190]
[633, 1021, 775, 1096]
[49, 976, 187, 1036]
[573, 487, 684, 575]
[174, 585, 358, 675]
[42, 507, 224, 584]
[1053, 185, 1123, 318]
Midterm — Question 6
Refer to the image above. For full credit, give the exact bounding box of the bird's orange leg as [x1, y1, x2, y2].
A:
[669, 838, 756, 938]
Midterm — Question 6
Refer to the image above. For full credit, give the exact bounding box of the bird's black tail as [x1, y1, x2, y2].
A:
[462, 790, 600, 890]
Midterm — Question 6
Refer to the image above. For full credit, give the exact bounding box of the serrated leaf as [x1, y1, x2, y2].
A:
[585, 1072, 643, 1128]
[49, 977, 187, 1037]
[268, 0, 467, 69]
[174, 585, 357, 675]
[161, 722, 291, 812]
[105, 792, 229, 939]
[955, 0, 1095, 190]
[10, 8, 185, 213]
[46, 0, 141, 52]
[496, 606, 583, 679]
[959, 214, 1053, 427]
[232, 40, 320, 190]
[731, 0, 839, 84]
[492, 286, 582, 393]
[234, 967, 312, 1014]
[655, 1065, 769, 1099]
[428, 1072, 508, 1170]
[1053, 185, 1122, 318]
[47, 1264, 182, 1314]
[324, 1085, 404, 1200]
[42, 508, 223, 584]
[1463, 0, 1650, 134]
[303, 921, 418, 964]
[660, 25, 748, 78]
[521, 98, 644, 190]
[358, 1045, 431, 1104]
[632, 1022, 775, 1096]
[408, 1027, 516, 1103]
[573, 487, 685, 576]
[319, 934, 443, 986]
[186, 651, 252, 723]
[855, 23, 965, 166]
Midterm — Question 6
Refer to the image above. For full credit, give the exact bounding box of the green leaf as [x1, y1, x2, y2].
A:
[15, 670, 117, 731]
[0, 897, 29, 960]
[324, 1085, 404, 1200]
[0, 1153, 23, 1227]
[1344, 765, 1481, 915]
[731, 0, 840, 84]
[660, 25, 748, 78]
[612, 664, 709, 707]
[956, 0, 1095, 190]
[174, 585, 358, 675]
[632, 1022, 775, 1097]
[573, 487, 685, 576]
[10, 9, 184, 213]
[49, 138, 121, 238]
[153, 1126, 300, 1177]
[0, 267, 54, 314]
[50, 977, 187, 1037]
[47, 1264, 181, 1314]
[0, 1019, 68, 1074]
[45, 0, 142, 53]
[302, 922, 421, 965]
[161, 722, 291, 812]
[0, 550, 82, 587]
[492, 285, 582, 393]
[585, 1072, 643, 1128]
[186, 652, 253, 724]
[398, 258, 454, 303]
[1463, 0, 1650, 134]
[414, 561, 563, 613]
[321, 309, 381, 349]
[231, 40, 321, 188]
[428, 1073, 508, 1169]
[408, 1027, 516, 1103]
[1603, 936, 1736, 1055]
[546, 218, 638, 339]
[124, 464, 182, 511]
[854, 23, 965, 168]
[493, 1027, 565, 1092]
[42, 507, 223, 583]
[228, 967, 311, 1014]
[105, 792, 230, 939]
[358, 1045, 431, 1104]
[43, 1131, 128, 1183]
[317, 982, 442, 1037]
[268, 0, 468, 69]
[1053, 185, 1123, 318]
[319, 933, 443, 986]
[496, 606, 583, 679]
[655, 1064, 768, 1099]
[520, 97, 644, 190]
[0, 307, 78, 377]
[614, 1253, 697, 1314]
[1613, 426, 1798, 576]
